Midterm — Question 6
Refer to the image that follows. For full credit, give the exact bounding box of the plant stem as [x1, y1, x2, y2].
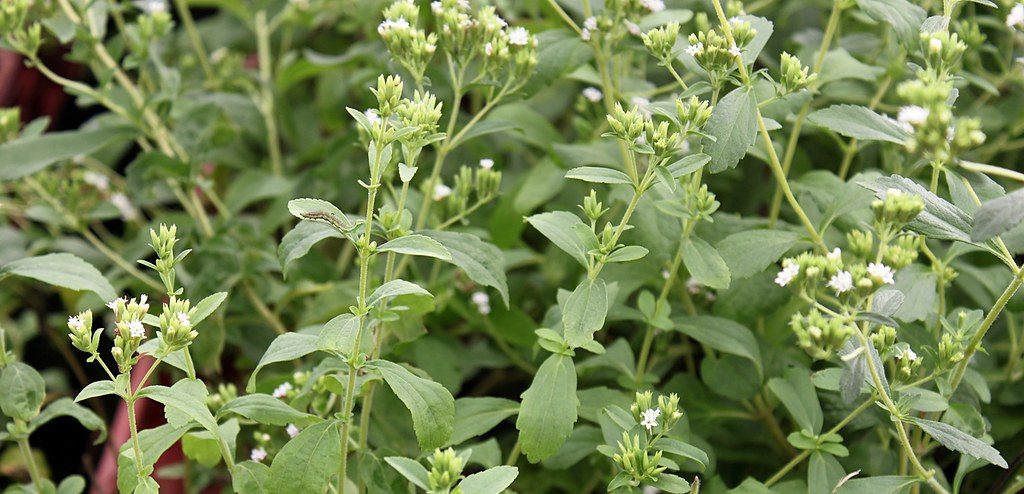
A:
[82, 229, 165, 291]
[768, 0, 845, 225]
[17, 436, 44, 491]
[949, 265, 1024, 391]
[255, 11, 284, 176]
[173, 0, 215, 82]
[634, 227, 689, 386]
[243, 281, 288, 335]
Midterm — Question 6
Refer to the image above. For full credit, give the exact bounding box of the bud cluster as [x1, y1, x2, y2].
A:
[872, 188, 925, 234]
[779, 52, 817, 94]
[109, 295, 152, 372]
[641, 22, 680, 62]
[140, 224, 190, 296]
[436, 160, 502, 220]
[896, 75, 985, 161]
[0, 0, 41, 58]
[124, 9, 174, 67]
[158, 297, 198, 351]
[427, 447, 464, 492]
[675, 96, 713, 136]
[789, 309, 854, 360]
[920, 30, 966, 77]
[685, 19, 756, 79]
[581, 0, 663, 44]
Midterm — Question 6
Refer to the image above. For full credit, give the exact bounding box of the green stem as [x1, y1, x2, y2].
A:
[634, 227, 689, 386]
[17, 436, 44, 491]
[173, 0, 215, 82]
[82, 229, 165, 291]
[949, 265, 1024, 391]
[768, 0, 845, 225]
[255, 11, 284, 176]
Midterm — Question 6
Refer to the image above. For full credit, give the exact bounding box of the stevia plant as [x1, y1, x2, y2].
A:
[3, 0, 1024, 492]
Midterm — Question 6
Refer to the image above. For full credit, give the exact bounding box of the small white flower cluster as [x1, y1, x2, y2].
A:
[250, 447, 268, 462]
[433, 183, 452, 201]
[83, 171, 110, 191]
[685, 42, 704, 57]
[827, 271, 853, 294]
[894, 346, 919, 362]
[774, 262, 799, 287]
[867, 262, 895, 285]
[471, 291, 491, 315]
[272, 381, 293, 399]
[479, 158, 495, 170]
[897, 105, 929, 131]
[508, 27, 530, 46]
[640, 407, 661, 431]
[582, 16, 598, 41]
[111, 192, 140, 221]
[1008, 4, 1024, 28]
[582, 86, 603, 102]
[134, 0, 167, 15]
[626, 21, 641, 36]
[728, 44, 741, 57]
[68, 315, 85, 332]
[640, 0, 666, 13]
[378, 17, 411, 35]
[286, 424, 301, 438]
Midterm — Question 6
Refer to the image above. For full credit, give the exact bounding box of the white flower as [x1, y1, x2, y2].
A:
[272, 382, 293, 399]
[365, 109, 380, 126]
[946, 125, 956, 142]
[508, 27, 529, 46]
[1008, 3, 1024, 27]
[631, 96, 651, 117]
[484, 42, 494, 56]
[895, 346, 919, 362]
[582, 87, 603, 102]
[886, 188, 903, 197]
[626, 21, 641, 36]
[433, 184, 452, 201]
[929, 37, 943, 54]
[134, 0, 167, 14]
[471, 291, 491, 315]
[110, 193, 139, 221]
[774, 263, 800, 287]
[286, 424, 300, 438]
[456, 0, 469, 8]
[176, 311, 190, 325]
[826, 248, 842, 262]
[686, 277, 702, 294]
[83, 171, 109, 191]
[250, 447, 268, 462]
[685, 42, 704, 57]
[584, 16, 598, 31]
[68, 315, 84, 331]
[729, 44, 742, 57]
[828, 271, 854, 294]
[431, 1, 443, 13]
[641, 0, 666, 12]
[897, 105, 929, 127]
[581, 28, 591, 41]
[378, 17, 410, 35]
[640, 407, 661, 431]
[867, 262, 896, 285]
[479, 158, 495, 169]
[127, 320, 146, 339]
[107, 297, 126, 312]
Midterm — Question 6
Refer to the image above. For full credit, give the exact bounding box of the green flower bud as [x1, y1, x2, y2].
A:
[0, 107, 20, 143]
[779, 52, 817, 94]
[427, 448, 464, 492]
[847, 230, 874, 259]
[606, 103, 646, 143]
[581, 190, 609, 223]
[641, 22, 680, 61]
[159, 297, 197, 351]
[675, 96, 713, 134]
[371, 74, 404, 118]
[872, 188, 924, 230]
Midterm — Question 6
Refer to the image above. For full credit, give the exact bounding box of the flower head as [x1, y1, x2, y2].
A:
[584, 16, 598, 31]
[867, 262, 896, 285]
[68, 315, 84, 331]
[273, 382, 293, 399]
[828, 271, 854, 294]
[775, 263, 800, 287]
[1008, 4, 1024, 27]
[640, 407, 661, 431]
[479, 158, 495, 170]
[286, 424, 300, 438]
[729, 44, 742, 57]
[685, 42, 704, 57]
[508, 27, 529, 46]
[897, 105, 929, 128]
[641, 0, 666, 12]
[827, 248, 842, 262]
[250, 447, 268, 462]
[433, 183, 452, 201]
[582, 87, 603, 102]
[471, 291, 491, 315]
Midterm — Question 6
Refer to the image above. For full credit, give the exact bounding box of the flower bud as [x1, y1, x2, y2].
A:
[641, 22, 679, 61]
[427, 448, 464, 492]
[780, 52, 817, 94]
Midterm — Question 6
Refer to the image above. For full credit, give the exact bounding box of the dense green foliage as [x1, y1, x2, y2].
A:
[2, 0, 1024, 493]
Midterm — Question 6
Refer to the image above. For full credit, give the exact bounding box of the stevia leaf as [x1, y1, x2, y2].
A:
[516, 354, 578, 462]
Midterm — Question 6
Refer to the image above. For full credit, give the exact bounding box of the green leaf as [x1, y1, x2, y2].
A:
[703, 86, 758, 173]
[371, 359, 455, 451]
[422, 230, 509, 306]
[279, 220, 344, 274]
[561, 278, 609, 348]
[141, 380, 220, 435]
[0, 362, 46, 421]
[650, 473, 691, 493]
[384, 457, 429, 490]
[681, 236, 731, 290]
[972, 188, 1024, 242]
[834, 476, 920, 494]
[904, 416, 1008, 468]
[0, 253, 116, 302]
[807, 105, 910, 144]
[450, 397, 520, 446]
[565, 166, 633, 184]
[457, 465, 519, 494]
[232, 461, 270, 494]
[855, 0, 926, 42]
[287, 198, 354, 231]
[266, 420, 342, 494]
[767, 367, 823, 434]
[75, 380, 118, 402]
[516, 354, 579, 463]
[366, 279, 432, 307]
[56, 475, 86, 494]
[666, 153, 711, 178]
[653, 437, 709, 470]
[605, 245, 649, 263]
[218, 394, 320, 427]
[525, 211, 590, 267]
[247, 333, 319, 392]
[316, 313, 363, 357]
[29, 398, 107, 444]
[377, 234, 452, 260]
[0, 125, 135, 181]
[716, 230, 800, 280]
[117, 424, 190, 494]
[674, 316, 762, 377]
[191, 292, 228, 326]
